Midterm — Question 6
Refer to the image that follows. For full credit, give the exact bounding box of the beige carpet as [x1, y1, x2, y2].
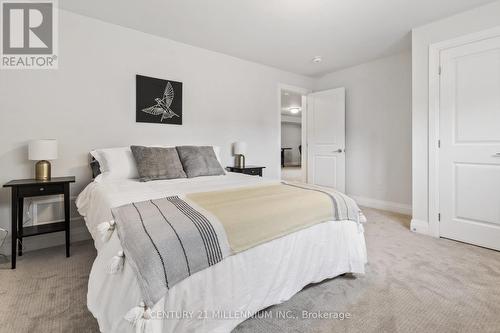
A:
[1, 208, 499, 333]
[281, 166, 303, 182]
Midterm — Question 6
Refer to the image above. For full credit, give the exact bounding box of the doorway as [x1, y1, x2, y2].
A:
[278, 85, 346, 189]
[280, 87, 307, 182]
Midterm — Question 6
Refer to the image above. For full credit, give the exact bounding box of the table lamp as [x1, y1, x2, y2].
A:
[29, 140, 58, 181]
[233, 141, 247, 168]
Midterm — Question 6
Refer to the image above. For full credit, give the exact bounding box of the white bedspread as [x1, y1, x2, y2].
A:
[76, 173, 367, 333]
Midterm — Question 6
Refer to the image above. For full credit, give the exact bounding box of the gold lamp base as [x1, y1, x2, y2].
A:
[35, 160, 51, 181]
[235, 154, 246, 168]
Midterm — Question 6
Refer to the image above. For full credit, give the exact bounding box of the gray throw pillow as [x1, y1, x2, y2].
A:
[176, 146, 225, 178]
[130, 146, 187, 182]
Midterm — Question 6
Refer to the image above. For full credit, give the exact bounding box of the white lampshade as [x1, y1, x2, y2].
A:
[233, 141, 247, 155]
[29, 140, 58, 161]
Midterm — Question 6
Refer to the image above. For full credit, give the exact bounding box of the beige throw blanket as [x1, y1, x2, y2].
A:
[187, 182, 363, 253]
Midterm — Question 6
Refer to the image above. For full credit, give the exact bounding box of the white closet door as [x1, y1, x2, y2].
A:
[439, 35, 500, 250]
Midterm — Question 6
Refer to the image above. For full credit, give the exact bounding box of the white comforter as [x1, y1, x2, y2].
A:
[76, 173, 367, 333]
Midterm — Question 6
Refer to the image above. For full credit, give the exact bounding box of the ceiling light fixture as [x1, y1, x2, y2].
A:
[312, 56, 322, 63]
[289, 107, 301, 114]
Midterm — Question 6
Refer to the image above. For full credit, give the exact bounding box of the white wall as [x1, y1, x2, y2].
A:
[0, 10, 312, 255]
[281, 121, 302, 166]
[7, 2, 497, 255]
[411, 1, 500, 233]
[314, 52, 412, 213]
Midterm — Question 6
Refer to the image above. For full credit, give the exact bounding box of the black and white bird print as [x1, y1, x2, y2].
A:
[141, 82, 180, 122]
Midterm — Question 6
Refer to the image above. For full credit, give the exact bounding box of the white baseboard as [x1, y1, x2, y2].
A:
[410, 219, 430, 235]
[350, 195, 412, 215]
[1, 217, 91, 257]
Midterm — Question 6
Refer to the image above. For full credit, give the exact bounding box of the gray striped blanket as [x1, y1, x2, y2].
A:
[111, 183, 364, 307]
[111, 196, 231, 307]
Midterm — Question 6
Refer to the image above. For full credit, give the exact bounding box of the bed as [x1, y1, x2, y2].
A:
[77, 147, 367, 333]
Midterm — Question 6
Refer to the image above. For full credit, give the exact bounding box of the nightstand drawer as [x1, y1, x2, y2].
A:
[18, 184, 64, 197]
[226, 166, 265, 177]
[245, 169, 261, 176]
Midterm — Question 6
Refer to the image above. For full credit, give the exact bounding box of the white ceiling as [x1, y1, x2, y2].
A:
[60, 0, 496, 76]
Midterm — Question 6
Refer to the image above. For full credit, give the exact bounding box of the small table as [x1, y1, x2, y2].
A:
[281, 148, 292, 167]
[3, 176, 75, 269]
[226, 166, 265, 177]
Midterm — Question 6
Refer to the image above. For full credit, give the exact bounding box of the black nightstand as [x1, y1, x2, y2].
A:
[3, 176, 75, 269]
[226, 166, 265, 177]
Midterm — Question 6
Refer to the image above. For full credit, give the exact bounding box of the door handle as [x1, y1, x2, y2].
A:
[493, 152, 500, 157]
[333, 149, 344, 153]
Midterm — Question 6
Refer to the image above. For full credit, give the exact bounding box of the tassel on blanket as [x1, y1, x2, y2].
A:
[97, 220, 116, 243]
[125, 302, 151, 333]
[109, 250, 125, 274]
[356, 212, 366, 234]
[358, 212, 367, 223]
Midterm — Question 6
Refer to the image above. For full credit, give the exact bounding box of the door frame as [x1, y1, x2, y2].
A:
[278, 83, 311, 182]
[427, 26, 500, 238]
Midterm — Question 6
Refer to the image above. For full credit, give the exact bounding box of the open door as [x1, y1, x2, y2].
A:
[307, 87, 346, 192]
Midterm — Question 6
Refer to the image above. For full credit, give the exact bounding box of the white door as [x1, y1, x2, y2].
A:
[307, 87, 345, 192]
[439, 35, 500, 251]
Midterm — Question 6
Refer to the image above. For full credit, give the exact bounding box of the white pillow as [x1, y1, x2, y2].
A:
[90, 145, 223, 180]
[90, 147, 139, 180]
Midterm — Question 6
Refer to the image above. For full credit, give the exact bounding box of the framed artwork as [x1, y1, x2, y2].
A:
[136, 75, 183, 125]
